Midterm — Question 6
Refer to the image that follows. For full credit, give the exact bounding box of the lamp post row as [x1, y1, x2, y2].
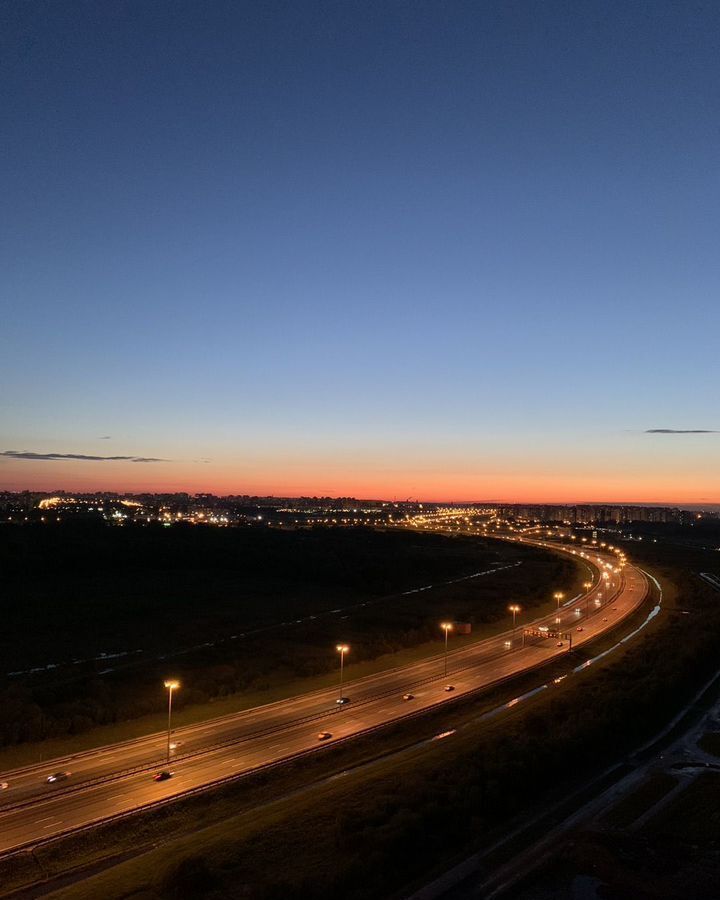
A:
[159, 584, 591, 765]
[163, 679, 179, 766]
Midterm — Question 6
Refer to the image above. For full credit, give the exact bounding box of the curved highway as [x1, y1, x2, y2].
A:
[0, 540, 647, 856]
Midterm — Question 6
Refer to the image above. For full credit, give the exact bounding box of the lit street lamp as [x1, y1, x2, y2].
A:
[554, 591, 564, 611]
[508, 604, 521, 636]
[440, 622, 454, 677]
[336, 644, 349, 703]
[583, 581, 592, 615]
[163, 680, 179, 766]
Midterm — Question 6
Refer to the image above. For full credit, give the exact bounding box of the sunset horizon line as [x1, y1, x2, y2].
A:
[2, 483, 718, 508]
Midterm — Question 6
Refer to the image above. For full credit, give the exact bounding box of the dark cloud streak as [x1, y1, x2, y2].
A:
[645, 429, 718, 434]
[1, 450, 167, 463]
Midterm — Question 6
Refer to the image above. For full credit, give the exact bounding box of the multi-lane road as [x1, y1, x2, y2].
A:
[0, 540, 648, 856]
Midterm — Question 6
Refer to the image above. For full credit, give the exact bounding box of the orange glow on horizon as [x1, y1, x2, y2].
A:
[2, 458, 718, 506]
[2, 437, 719, 506]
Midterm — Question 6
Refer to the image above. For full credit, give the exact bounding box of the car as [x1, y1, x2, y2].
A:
[576, 627, 584, 632]
[602, 617, 608, 622]
[335, 696, 351, 705]
[444, 685, 455, 692]
[0, 782, 8, 790]
[317, 731, 332, 741]
[556, 641, 564, 647]
[153, 770, 173, 782]
[402, 693, 414, 701]
[46, 772, 70, 784]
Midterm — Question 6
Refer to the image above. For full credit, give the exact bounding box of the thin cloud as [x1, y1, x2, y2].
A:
[1, 450, 168, 463]
[645, 429, 718, 434]
[98, 435, 112, 440]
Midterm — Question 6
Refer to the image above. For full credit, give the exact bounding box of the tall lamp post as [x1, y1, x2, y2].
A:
[554, 591, 564, 611]
[336, 644, 349, 703]
[163, 679, 179, 766]
[583, 581, 592, 616]
[440, 622, 453, 677]
[508, 604, 521, 637]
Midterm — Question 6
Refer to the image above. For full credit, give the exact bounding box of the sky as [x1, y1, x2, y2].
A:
[2, 0, 720, 503]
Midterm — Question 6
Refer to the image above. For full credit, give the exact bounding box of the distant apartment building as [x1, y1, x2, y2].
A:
[500, 504, 684, 525]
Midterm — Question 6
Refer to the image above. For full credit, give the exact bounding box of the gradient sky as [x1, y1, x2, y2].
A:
[2, 1, 720, 502]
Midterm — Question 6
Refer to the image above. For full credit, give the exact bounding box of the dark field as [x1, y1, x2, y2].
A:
[0, 523, 579, 748]
[600, 772, 678, 829]
[698, 731, 720, 757]
[515, 773, 720, 900]
[5, 523, 500, 670]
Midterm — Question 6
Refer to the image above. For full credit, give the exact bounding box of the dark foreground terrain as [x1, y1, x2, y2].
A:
[4, 525, 715, 900]
[0, 523, 576, 750]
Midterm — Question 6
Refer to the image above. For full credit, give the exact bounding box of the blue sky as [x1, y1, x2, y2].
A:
[2, 1, 719, 501]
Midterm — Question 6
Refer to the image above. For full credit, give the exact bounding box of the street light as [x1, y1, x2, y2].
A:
[163, 679, 179, 766]
[440, 622, 453, 677]
[508, 604, 521, 635]
[583, 581, 592, 615]
[554, 591, 564, 610]
[336, 644, 349, 703]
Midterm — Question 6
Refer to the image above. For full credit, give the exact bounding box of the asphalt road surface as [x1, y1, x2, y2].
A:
[0, 540, 647, 855]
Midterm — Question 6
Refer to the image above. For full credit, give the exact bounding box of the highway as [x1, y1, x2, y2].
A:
[0, 540, 648, 856]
